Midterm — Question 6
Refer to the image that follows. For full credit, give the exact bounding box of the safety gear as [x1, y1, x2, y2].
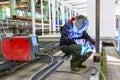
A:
[75, 19, 88, 31]
[59, 15, 95, 72]
[80, 41, 93, 56]
[59, 20, 94, 47]
[75, 19, 83, 29]
[71, 61, 80, 71]
[70, 51, 89, 71]
[74, 39, 94, 56]
[71, 67, 80, 71]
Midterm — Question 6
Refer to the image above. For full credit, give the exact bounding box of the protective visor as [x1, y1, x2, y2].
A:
[75, 19, 89, 32]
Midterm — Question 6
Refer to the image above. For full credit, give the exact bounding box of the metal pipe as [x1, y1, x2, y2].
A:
[69, 9, 71, 18]
[96, 0, 100, 53]
[31, 0, 35, 35]
[48, 0, 52, 34]
[41, 0, 44, 35]
[61, 4, 65, 26]
[117, 16, 120, 53]
[52, 0, 56, 34]
[9, 0, 16, 18]
[56, 1, 60, 31]
[12, 15, 49, 23]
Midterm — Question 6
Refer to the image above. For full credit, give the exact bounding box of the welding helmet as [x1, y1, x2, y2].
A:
[75, 15, 88, 31]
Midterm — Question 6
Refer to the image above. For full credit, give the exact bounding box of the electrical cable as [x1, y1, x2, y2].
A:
[30, 46, 105, 80]
[56, 66, 106, 80]
[48, 44, 106, 80]
[56, 67, 92, 74]
[93, 66, 106, 80]
[29, 53, 54, 80]
[37, 53, 54, 65]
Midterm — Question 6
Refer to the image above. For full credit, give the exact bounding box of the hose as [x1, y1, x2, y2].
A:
[56, 66, 106, 80]
[29, 53, 54, 80]
[92, 66, 106, 80]
[37, 53, 54, 65]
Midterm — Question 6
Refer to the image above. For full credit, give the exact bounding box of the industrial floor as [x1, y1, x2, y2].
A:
[105, 47, 120, 80]
[1, 35, 120, 80]
[46, 54, 97, 80]
[45, 47, 120, 80]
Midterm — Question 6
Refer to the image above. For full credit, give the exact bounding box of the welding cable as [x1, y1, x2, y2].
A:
[56, 67, 92, 74]
[37, 53, 54, 65]
[29, 53, 54, 80]
[92, 66, 106, 80]
[56, 66, 106, 80]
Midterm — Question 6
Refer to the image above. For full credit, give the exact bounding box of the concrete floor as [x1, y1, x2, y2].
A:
[105, 47, 120, 80]
[46, 54, 97, 80]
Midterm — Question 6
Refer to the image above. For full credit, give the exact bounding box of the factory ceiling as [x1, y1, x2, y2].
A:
[0, 0, 119, 12]
[62, 0, 87, 11]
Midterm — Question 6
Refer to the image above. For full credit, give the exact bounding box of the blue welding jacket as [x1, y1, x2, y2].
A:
[59, 20, 94, 47]
[73, 20, 88, 44]
[72, 20, 94, 55]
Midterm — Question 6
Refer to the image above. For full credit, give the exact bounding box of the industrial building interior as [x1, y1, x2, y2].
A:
[0, 0, 120, 80]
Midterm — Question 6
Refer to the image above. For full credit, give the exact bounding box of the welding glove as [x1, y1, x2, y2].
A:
[80, 41, 93, 56]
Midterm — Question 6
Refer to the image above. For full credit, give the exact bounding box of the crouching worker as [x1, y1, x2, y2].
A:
[59, 15, 95, 71]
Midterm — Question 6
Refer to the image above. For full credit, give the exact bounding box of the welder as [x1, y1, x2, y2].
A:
[59, 15, 95, 71]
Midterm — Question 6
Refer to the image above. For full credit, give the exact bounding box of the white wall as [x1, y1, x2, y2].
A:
[100, 0, 116, 38]
[87, 0, 116, 38]
[87, 0, 96, 38]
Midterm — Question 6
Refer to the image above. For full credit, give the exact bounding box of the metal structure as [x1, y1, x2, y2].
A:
[117, 16, 120, 53]
[96, 0, 100, 53]
[0, 0, 86, 35]
[116, 0, 120, 53]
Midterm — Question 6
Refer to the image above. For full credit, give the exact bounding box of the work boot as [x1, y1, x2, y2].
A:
[70, 60, 80, 71]
[77, 54, 90, 68]
[71, 67, 80, 71]
[78, 63, 86, 68]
